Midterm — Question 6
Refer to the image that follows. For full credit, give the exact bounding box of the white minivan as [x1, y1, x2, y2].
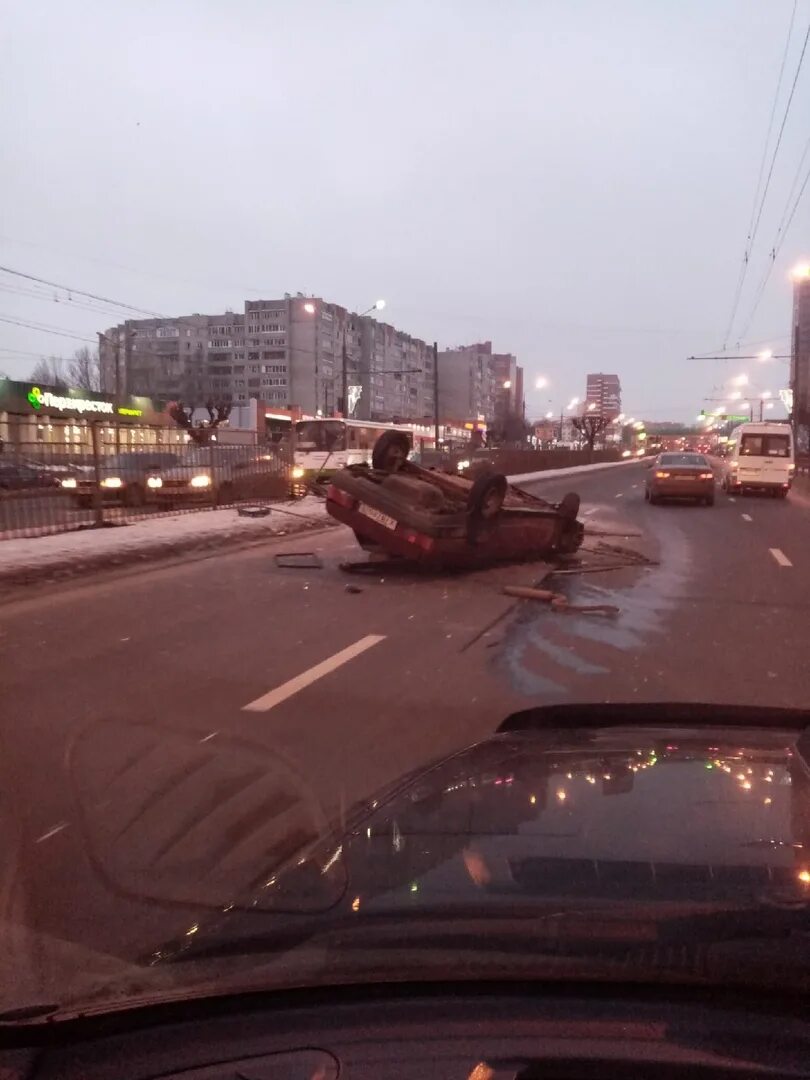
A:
[723, 422, 795, 498]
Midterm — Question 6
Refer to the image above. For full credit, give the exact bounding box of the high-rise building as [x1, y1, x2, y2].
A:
[585, 373, 621, 418]
[437, 342, 495, 421]
[99, 295, 436, 422]
[437, 341, 523, 426]
[790, 266, 810, 431]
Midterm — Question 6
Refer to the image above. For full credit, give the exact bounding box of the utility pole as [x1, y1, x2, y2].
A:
[432, 341, 440, 453]
[341, 323, 347, 418]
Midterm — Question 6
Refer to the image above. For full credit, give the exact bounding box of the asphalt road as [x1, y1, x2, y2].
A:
[2, 458, 810, 1005]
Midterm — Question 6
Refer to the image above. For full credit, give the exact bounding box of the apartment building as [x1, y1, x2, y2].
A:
[437, 341, 523, 426]
[100, 294, 435, 422]
[585, 372, 622, 418]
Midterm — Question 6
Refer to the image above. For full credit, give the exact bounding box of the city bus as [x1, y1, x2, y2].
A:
[292, 418, 438, 480]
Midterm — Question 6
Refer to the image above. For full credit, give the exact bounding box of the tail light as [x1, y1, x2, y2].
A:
[654, 471, 670, 479]
[699, 472, 714, 480]
[401, 527, 435, 551]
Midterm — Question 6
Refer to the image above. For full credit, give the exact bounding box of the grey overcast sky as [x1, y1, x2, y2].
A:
[1, 0, 809, 421]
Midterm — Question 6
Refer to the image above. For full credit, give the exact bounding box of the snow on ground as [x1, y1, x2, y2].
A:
[0, 497, 332, 580]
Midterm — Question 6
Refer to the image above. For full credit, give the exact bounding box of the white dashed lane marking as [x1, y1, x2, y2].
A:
[615, 493, 624, 498]
[242, 634, 386, 712]
[35, 822, 69, 844]
[741, 513, 752, 522]
[769, 548, 792, 567]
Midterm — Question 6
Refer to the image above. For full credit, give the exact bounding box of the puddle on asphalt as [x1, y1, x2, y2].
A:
[499, 518, 692, 700]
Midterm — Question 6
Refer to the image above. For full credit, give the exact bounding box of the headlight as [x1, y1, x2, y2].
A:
[291, 465, 305, 479]
[147, 476, 163, 489]
[101, 476, 123, 489]
[456, 459, 471, 471]
[60, 477, 77, 489]
[621, 449, 632, 458]
[190, 474, 211, 488]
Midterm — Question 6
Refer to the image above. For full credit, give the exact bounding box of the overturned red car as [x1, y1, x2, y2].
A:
[325, 430, 584, 569]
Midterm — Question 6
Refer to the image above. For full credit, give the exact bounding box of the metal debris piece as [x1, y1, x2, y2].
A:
[274, 552, 323, 569]
[502, 583, 619, 618]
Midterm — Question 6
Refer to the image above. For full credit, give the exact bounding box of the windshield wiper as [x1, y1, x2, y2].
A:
[500, 702, 810, 733]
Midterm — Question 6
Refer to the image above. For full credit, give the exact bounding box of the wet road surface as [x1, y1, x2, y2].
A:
[2, 458, 810, 1001]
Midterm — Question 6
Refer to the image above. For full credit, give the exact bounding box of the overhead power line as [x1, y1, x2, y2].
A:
[722, 2, 803, 348]
[737, 143, 810, 341]
[0, 264, 165, 319]
[0, 313, 96, 344]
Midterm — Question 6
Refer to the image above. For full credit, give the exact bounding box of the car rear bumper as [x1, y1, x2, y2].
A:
[650, 481, 714, 498]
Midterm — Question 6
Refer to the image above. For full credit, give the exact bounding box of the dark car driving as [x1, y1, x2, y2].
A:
[645, 451, 716, 506]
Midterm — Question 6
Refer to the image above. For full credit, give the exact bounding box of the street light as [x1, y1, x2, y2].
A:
[341, 299, 387, 418]
[732, 373, 749, 387]
[729, 390, 741, 400]
[545, 411, 554, 419]
[791, 262, 810, 280]
[587, 402, 596, 411]
[534, 375, 549, 390]
[758, 349, 773, 361]
[503, 379, 512, 389]
[303, 302, 316, 314]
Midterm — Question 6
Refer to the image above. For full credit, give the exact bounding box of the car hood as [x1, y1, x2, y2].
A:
[135, 705, 810, 969]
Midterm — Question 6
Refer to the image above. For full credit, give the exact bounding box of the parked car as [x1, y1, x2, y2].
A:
[644, 451, 715, 506]
[154, 445, 287, 506]
[326, 429, 583, 568]
[60, 452, 181, 508]
[0, 461, 61, 491]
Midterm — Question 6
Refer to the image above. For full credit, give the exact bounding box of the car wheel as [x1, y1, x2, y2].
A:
[649, 492, 659, 505]
[125, 483, 145, 508]
[371, 430, 411, 472]
[467, 471, 508, 520]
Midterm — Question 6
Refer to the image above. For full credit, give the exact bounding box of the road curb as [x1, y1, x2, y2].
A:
[0, 514, 339, 596]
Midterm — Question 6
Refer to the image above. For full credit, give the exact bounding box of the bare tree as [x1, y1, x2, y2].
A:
[29, 356, 68, 388]
[571, 413, 611, 454]
[168, 399, 232, 445]
[66, 346, 100, 391]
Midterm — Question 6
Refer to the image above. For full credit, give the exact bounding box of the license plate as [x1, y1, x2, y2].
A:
[358, 503, 397, 530]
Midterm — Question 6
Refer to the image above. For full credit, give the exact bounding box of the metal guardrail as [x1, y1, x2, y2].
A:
[0, 422, 291, 540]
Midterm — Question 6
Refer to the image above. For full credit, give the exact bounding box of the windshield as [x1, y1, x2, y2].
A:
[3, 0, 810, 1031]
[658, 453, 708, 467]
[295, 420, 346, 451]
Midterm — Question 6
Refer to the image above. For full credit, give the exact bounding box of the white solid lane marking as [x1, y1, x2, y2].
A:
[769, 548, 792, 567]
[741, 513, 752, 521]
[35, 822, 69, 844]
[243, 634, 386, 713]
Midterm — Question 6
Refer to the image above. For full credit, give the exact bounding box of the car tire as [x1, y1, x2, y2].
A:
[648, 492, 659, 504]
[371, 430, 411, 472]
[467, 471, 508, 520]
[705, 495, 715, 506]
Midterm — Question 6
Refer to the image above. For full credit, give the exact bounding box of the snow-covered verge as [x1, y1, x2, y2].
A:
[0, 497, 335, 593]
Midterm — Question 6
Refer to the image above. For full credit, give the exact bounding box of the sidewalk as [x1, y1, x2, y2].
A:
[0, 497, 335, 593]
